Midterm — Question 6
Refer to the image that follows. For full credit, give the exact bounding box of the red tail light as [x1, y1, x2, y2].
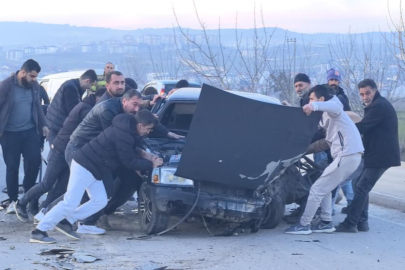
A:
[160, 88, 165, 96]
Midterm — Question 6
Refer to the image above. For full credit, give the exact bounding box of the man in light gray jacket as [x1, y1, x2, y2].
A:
[285, 85, 364, 235]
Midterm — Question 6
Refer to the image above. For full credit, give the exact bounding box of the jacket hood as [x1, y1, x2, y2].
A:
[112, 113, 139, 137]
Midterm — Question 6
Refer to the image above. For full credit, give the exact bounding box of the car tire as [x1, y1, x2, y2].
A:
[261, 194, 285, 229]
[138, 183, 170, 235]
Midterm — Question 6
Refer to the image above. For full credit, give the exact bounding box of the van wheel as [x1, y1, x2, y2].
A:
[138, 183, 170, 235]
[261, 195, 285, 229]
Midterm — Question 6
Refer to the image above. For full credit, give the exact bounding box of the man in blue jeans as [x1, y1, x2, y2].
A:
[335, 79, 401, 232]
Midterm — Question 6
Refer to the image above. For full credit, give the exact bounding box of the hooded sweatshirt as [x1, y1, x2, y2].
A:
[311, 96, 364, 159]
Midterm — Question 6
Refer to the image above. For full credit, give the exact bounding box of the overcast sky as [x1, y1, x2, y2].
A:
[0, 0, 400, 33]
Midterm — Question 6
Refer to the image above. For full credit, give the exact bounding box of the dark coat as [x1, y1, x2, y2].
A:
[46, 79, 85, 134]
[300, 91, 310, 107]
[52, 94, 97, 152]
[70, 97, 168, 148]
[335, 86, 351, 111]
[73, 114, 153, 180]
[39, 85, 50, 105]
[0, 72, 47, 137]
[356, 91, 401, 168]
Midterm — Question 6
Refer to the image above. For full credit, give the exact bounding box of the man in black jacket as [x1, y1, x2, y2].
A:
[97, 71, 125, 103]
[336, 79, 401, 233]
[46, 69, 97, 144]
[282, 73, 312, 107]
[14, 89, 106, 222]
[0, 59, 49, 214]
[30, 111, 163, 244]
[326, 68, 351, 111]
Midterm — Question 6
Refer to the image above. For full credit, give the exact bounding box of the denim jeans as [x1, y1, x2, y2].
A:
[0, 128, 41, 202]
[314, 151, 328, 164]
[18, 147, 70, 209]
[344, 166, 388, 226]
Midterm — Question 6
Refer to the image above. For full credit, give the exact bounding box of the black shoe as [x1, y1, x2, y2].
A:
[14, 201, 29, 223]
[55, 220, 80, 240]
[357, 221, 369, 232]
[30, 229, 56, 244]
[335, 222, 358, 233]
[28, 200, 39, 216]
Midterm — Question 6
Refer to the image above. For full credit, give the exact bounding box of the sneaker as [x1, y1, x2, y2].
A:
[55, 221, 81, 240]
[77, 223, 106, 235]
[34, 208, 45, 225]
[357, 221, 369, 232]
[284, 224, 312, 235]
[335, 222, 358, 233]
[30, 229, 56, 244]
[28, 201, 39, 216]
[6, 201, 16, 214]
[311, 220, 336, 233]
[14, 201, 28, 222]
[98, 215, 112, 231]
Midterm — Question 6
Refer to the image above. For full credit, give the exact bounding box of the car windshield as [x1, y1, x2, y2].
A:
[160, 102, 197, 135]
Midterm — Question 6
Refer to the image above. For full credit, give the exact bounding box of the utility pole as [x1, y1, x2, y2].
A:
[286, 38, 297, 76]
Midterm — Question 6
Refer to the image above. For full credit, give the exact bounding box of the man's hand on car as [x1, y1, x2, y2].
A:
[141, 150, 159, 161]
[303, 104, 314, 116]
[167, 88, 178, 97]
[152, 156, 163, 168]
[167, 132, 185, 140]
[150, 95, 163, 106]
[282, 101, 291, 106]
[43, 126, 50, 140]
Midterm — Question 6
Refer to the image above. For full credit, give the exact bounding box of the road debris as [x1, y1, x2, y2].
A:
[72, 252, 101, 263]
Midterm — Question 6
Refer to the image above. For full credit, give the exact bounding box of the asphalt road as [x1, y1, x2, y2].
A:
[0, 147, 404, 270]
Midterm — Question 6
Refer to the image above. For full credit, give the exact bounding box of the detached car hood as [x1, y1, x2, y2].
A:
[175, 84, 322, 190]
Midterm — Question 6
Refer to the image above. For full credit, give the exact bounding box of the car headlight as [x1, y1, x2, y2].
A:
[151, 167, 194, 187]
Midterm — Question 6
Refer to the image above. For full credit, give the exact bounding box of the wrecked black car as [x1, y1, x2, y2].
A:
[138, 85, 322, 235]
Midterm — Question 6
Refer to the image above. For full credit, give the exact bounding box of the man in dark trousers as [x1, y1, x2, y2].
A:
[335, 79, 401, 233]
[46, 69, 97, 145]
[30, 111, 163, 244]
[14, 89, 106, 223]
[58, 90, 180, 234]
[0, 59, 49, 214]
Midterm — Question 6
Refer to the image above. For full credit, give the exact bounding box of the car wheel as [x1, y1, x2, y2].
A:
[261, 194, 285, 229]
[138, 183, 170, 235]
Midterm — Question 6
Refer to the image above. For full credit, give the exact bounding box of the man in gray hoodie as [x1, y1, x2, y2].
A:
[285, 85, 364, 235]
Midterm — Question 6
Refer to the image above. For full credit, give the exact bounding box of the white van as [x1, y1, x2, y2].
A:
[40, 70, 103, 101]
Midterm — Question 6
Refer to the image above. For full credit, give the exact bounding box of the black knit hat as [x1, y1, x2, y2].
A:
[125, 78, 138, 90]
[294, 73, 311, 84]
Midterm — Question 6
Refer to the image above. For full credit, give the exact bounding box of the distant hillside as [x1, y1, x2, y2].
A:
[0, 21, 390, 48]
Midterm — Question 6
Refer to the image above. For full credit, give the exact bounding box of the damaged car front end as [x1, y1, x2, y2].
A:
[138, 85, 321, 236]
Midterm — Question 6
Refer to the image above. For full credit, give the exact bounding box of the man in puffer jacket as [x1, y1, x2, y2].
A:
[285, 85, 364, 235]
[30, 110, 163, 244]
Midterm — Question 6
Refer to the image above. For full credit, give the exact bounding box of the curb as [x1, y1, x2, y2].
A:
[370, 191, 405, 211]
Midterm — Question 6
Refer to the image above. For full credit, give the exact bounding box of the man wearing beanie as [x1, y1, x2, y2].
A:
[283, 73, 312, 107]
[326, 68, 351, 111]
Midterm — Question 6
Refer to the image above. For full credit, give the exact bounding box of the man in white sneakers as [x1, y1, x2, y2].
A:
[285, 85, 364, 235]
[30, 111, 163, 244]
